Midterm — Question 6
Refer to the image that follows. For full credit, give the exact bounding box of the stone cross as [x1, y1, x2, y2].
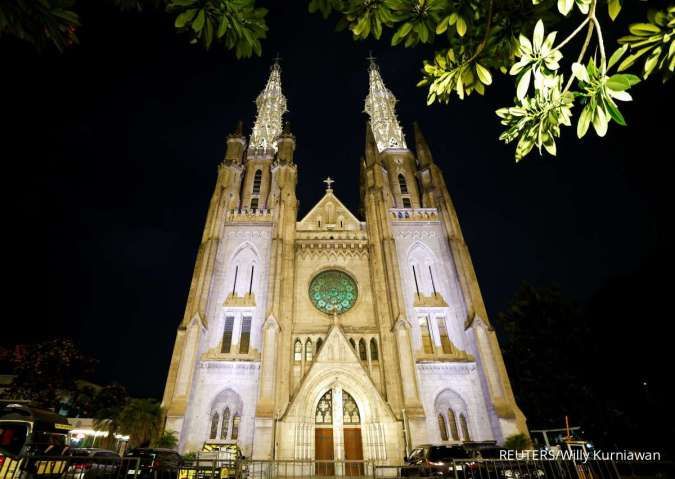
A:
[323, 177, 334, 191]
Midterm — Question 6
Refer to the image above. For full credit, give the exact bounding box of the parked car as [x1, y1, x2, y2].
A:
[64, 448, 121, 479]
[402, 444, 476, 477]
[125, 448, 183, 479]
[0, 403, 72, 479]
[469, 445, 545, 479]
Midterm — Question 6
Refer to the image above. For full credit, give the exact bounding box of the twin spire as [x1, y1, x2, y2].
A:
[247, 58, 406, 154]
[249, 61, 287, 153]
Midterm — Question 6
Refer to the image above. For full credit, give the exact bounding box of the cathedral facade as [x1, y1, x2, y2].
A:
[161, 61, 526, 461]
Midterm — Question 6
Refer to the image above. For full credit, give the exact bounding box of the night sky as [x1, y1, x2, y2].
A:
[3, 2, 673, 400]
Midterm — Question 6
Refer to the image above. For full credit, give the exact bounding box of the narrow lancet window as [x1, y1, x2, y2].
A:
[222, 316, 234, 353]
[239, 317, 251, 354]
[305, 339, 313, 362]
[398, 174, 409, 194]
[438, 414, 449, 441]
[220, 407, 230, 439]
[420, 316, 433, 354]
[294, 339, 302, 362]
[252, 169, 262, 194]
[370, 338, 379, 361]
[448, 409, 459, 440]
[358, 338, 367, 361]
[460, 414, 471, 441]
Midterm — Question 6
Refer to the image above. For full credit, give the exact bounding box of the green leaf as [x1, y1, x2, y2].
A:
[606, 74, 640, 91]
[456, 16, 466, 37]
[435, 16, 449, 34]
[628, 23, 661, 36]
[592, 106, 608, 136]
[571, 62, 589, 83]
[604, 98, 626, 125]
[175, 9, 196, 28]
[192, 9, 205, 32]
[517, 69, 531, 100]
[557, 0, 573, 15]
[608, 0, 621, 20]
[607, 45, 628, 70]
[533, 20, 544, 50]
[577, 105, 592, 138]
[475, 63, 492, 85]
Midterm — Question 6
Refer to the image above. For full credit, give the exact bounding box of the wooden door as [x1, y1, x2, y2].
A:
[315, 427, 335, 476]
[343, 428, 364, 476]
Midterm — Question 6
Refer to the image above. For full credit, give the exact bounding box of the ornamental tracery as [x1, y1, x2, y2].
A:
[309, 270, 358, 314]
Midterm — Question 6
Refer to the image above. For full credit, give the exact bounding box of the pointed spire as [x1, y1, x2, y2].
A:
[364, 59, 407, 153]
[414, 122, 433, 168]
[250, 61, 287, 153]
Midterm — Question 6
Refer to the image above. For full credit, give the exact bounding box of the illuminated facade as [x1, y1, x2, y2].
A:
[161, 61, 526, 460]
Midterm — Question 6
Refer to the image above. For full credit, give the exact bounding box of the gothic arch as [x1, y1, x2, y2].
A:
[207, 388, 244, 442]
[433, 388, 472, 441]
[407, 241, 442, 297]
[228, 242, 259, 296]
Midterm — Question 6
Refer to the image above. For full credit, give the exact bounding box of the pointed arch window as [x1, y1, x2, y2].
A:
[252, 170, 262, 195]
[239, 317, 251, 354]
[305, 339, 313, 362]
[419, 316, 434, 354]
[315, 390, 333, 424]
[438, 414, 449, 441]
[222, 316, 234, 354]
[316, 338, 323, 353]
[437, 317, 453, 354]
[459, 413, 471, 441]
[349, 338, 356, 350]
[294, 339, 302, 362]
[231, 414, 240, 440]
[448, 409, 460, 441]
[370, 338, 379, 361]
[342, 391, 361, 425]
[210, 412, 219, 440]
[220, 408, 230, 439]
[358, 338, 367, 361]
[398, 174, 409, 194]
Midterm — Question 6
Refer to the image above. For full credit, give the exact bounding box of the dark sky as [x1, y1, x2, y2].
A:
[3, 2, 672, 399]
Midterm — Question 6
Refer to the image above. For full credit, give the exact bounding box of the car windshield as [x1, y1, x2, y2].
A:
[126, 450, 156, 458]
[0, 422, 29, 456]
[29, 432, 68, 455]
[428, 446, 470, 461]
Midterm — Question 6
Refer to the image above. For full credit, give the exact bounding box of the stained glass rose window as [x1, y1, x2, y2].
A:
[309, 270, 358, 315]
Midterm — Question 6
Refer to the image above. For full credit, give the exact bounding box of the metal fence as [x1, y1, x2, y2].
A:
[2, 457, 672, 479]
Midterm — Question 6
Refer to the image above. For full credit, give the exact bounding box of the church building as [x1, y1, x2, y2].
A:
[161, 60, 527, 461]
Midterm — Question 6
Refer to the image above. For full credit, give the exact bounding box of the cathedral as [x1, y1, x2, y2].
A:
[161, 60, 527, 462]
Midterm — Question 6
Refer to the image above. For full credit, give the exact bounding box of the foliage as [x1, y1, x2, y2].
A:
[0, 0, 79, 52]
[116, 398, 165, 448]
[153, 430, 179, 449]
[3, 0, 672, 161]
[1, 338, 96, 411]
[617, 6, 675, 82]
[167, 0, 268, 57]
[309, 0, 673, 162]
[503, 433, 532, 451]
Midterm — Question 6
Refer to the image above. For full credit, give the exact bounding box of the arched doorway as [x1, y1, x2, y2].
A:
[314, 388, 364, 476]
[315, 390, 334, 475]
[342, 391, 364, 476]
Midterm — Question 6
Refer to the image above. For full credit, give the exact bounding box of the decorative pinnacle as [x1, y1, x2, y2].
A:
[364, 59, 407, 153]
[323, 177, 334, 191]
[249, 61, 287, 153]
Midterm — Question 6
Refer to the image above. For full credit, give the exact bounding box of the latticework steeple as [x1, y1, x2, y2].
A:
[364, 60, 407, 152]
[249, 61, 287, 153]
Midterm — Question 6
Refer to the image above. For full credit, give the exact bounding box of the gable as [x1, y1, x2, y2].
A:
[298, 191, 361, 231]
